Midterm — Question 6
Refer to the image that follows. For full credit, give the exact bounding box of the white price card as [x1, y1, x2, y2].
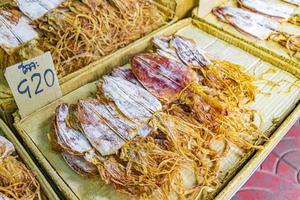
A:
[4, 52, 62, 118]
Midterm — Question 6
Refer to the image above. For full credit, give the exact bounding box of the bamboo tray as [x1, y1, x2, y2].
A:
[0, 0, 197, 125]
[14, 18, 300, 199]
[0, 119, 59, 200]
[193, 1, 300, 71]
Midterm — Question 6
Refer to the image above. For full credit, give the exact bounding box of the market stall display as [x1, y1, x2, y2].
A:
[14, 18, 300, 200]
[49, 38, 264, 198]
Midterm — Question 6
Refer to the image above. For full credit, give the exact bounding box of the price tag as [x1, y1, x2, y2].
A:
[4, 52, 62, 118]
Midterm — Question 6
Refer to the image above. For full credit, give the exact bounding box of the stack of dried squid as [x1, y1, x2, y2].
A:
[50, 35, 264, 199]
[213, 0, 300, 56]
[0, 0, 169, 77]
[0, 136, 42, 200]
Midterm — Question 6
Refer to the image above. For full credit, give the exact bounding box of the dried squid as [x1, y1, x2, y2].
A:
[0, 3, 42, 68]
[213, 6, 300, 56]
[238, 0, 300, 26]
[52, 75, 162, 159]
[153, 35, 211, 67]
[152, 36, 256, 105]
[213, 6, 279, 40]
[100, 76, 162, 124]
[31, 0, 169, 76]
[111, 65, 142, 86]
[131, 52, 264, 150]
[0, 193, 10, 200]
[269, 32, 300, 56]
[51, 82, 189, 197]
[0, 8, 38, 54]
[0, 0, 169, 78]
[50, 103, 98, 176]
[0, 136, 14, 159]
[51, 72, 224, 197]
[130, 52, 262, 195]
[50, 36, 265, 199]
[0, 136, 42, 200]
[237, 0, 295, 20]
[109, 65, 224, 196]
[15, 0, 64, 20]
[130, 53, 227, 113]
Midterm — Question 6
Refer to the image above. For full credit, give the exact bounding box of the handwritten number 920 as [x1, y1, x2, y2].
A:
[17, 69, 55, 99]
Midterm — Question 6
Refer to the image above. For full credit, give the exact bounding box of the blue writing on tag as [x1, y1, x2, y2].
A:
[18, 61, 38, 74]
[17, 64, 56, 99]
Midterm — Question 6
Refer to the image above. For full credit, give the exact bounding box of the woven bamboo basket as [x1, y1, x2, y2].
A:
[193, 1, 300, 71]
[0, 0, 197, 125]
[0, 119, 59, 200]
[13, 18, 300, 199]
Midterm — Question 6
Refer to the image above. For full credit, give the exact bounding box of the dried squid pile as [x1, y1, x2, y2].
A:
[0, 0, 169, 77]
[0, 136, 42, 200]
[50, 35, 265, 199]
[213, 0, 300, 56]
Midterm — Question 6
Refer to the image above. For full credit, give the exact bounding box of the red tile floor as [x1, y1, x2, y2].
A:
[233, 121, 300, 200]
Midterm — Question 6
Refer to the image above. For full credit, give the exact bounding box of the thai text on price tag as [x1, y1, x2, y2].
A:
[4, 52, 62, 118]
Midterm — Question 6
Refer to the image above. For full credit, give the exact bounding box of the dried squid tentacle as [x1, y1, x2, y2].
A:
[149, 113, 220, 196]
[186, 82, 228, 114]
[198, 60, 257, 105]
[288, 14, 300, 26]
[269, 32, 300, 56]
[0, 156, 42, 200]
[0, 138, 41, 199]
[96, 136, 184, 198]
